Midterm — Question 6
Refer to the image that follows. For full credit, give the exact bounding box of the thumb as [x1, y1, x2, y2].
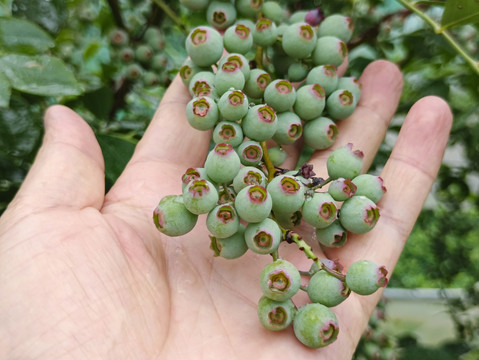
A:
[12, 105, 105, 211]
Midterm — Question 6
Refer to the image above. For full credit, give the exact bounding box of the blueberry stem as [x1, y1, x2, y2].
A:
[254, 46, 264, 70]
[260, 141, 276, 182]
[152, 0, 188, 34]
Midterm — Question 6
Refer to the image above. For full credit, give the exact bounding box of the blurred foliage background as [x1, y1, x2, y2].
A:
[1, 0, 479, 358]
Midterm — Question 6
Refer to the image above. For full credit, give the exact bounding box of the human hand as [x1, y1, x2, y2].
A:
[0, 59, 452, 359]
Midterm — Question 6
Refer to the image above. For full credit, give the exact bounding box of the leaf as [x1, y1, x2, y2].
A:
[12, 0, 68, 34]
[441, 0, 479, 30]
[0, 54, 82, 97]
[96, 134, 136, 187]
[0, 17, 54, 53]
[0, 72, 11, 108]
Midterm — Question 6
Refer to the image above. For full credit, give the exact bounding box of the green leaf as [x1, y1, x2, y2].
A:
[0, 54, 82, 97]
[0, 72, 11, 107]
[12, 0, 68, 34]
[0, 17, 54, 54]
[441, 0, 479, 30]
[96, 134, 136, 187]
[0, 0, 13, 16]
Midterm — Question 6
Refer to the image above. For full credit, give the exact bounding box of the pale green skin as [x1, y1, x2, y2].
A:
[232, 166, 267, 193]
[188, 71, 217, 98]
[336, 76, 362, 103]
[317, 14, 354, 43]
[253, 18, 278, 47]
[282, 22, 318, 59]
[293, 303, 339, 348]
[315, 220, 347, 248]
[268, 146, 287, 167]
[328, 177, 357, 201]
[264, 79, 297, 113]
[185, 96, 219, 131]
[352, 174, 386, 203]
[272, 111, 302, 145]
[260, 259, 301, 301]
[236, 140, 263, 166]
[302, 192, 338, 229]
[217, 89, 249, 121]
[185, 26, 223, 67]
[307, 271, 350, 307]
[244, 217, 282, 254]
[267, 174, 306, 213]
[218, 53, 251, 80]
[262, 1, 286, 23]
[234, 185, 273, 223]
[346, 260, 388, 295]
[293, 84, 326, 121]
[210, 224, 248, 259]
[242, 104, 278, 142]
[257, 296, 296, 332]
[339, 195, 379, 234]
[326, 144, 363, 180]
[206, 203, 240, 239]
[326, 89, 357, 120]
[303, 116, 337, 150]
[223, 25, 254, 54]
[214, 66, 245, 96]
[212, 121, 244, 147]
[312, 36, 347, 67]
[287, 62, 309, 82]
[306, 65, 338, 96]
[243, 68, 271, 99]
[204, 145, 241, 184]
[153, 195, 198, 237]
[236, 0, 263, 18]
[206, 1, 237, 30]
[182, 179, 219, 215]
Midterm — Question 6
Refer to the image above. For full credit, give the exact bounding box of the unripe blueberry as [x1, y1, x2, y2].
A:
[306, 65, 338, 96]
[257, 296, 296, 332]
[253, 17, 278, 47]
[245, 217, 282, 254]
[236, 140, 263, 166]
[125, 63, 143, 81]
[346, 260, 388, 295]
[352, 174, 386, 203]
[339, 195, 380, 234]
[153, 195, 198, 236]
[242, 104, 277, 142]
[179, 59, 204, 87]
[282, 22, 317, 59]
[186, 96, 219, 130]
[188, 71, 217, 98]
[145, 27, 165, 51]
[234, 185, 272, 223]
[264, 79, 296, 113]
[217, 89, 249, 121]
[119, 47, 135, 63]
[214, 61, 246, 96]
[218, 53, 250, 80]
[233, 166, 267, 193]
[243, 68, 271, 99]
[272, 111, 302, 145]
[236, 0, 263, 18]
[210, 224, 248, 259]
[260, 259, 301, 301]
[135, 44, 154, 63]
[315, 220, 348, 248]
[302, 192, 338, 229]
[317, 14, 354, 43]
[213, 121, 244, 147]
[287, 61, 310, 82]
[205, 143, 241, 184]
[293, 84, 326, 121]
[326, 89, 357, 120]
[224, 24, 254, 54]
[307, 270, 350, 307]
[181, 167, 210, 190]
[273, 210, 302, 230]
[293, 303, 339, 348]
[326, 143, 364, 180]
[185, 26, 223, 67]
[267, 174, 306, 213]
[305, 7, 325, 26]
[288, 10, 307, 24]
[312, 36, 348, 67]
[207, 203, 240, 238]
[303, 117, 337, 150]
[262, 1, 286, 23]
[217, 185, 236, 204]
[142, 71, 159, 86]
[182, 179, 219, 215]
[328, 177, 357, 201]
[268, 145, 288, 167]
[207, 1, 237, 30]
[336, 76, 362, 103]
[110, 29, 129, 46]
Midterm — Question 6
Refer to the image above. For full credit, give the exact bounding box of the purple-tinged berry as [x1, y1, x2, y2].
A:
[312, 36, 348, 67]
[264, 79, 296, 113]
[185, 26, 223, 67]
[305, 7, 325, 26]
[204, 143, 241, 184]
[326, 89, 357, 120]
[352, 174, 386, 203]
[206, 1, 237, 30]
[182, 179, 219, 215]
[315, 220, 348, 248]
[260, 259, 301, 301]
[273, 111, 303, 145]
[253, 17, 278, 47]
[242, 104, 277, 142]
[302, 192, 338, 229]
[293, 303, 339, 348]
[293, 84, 326, 121]
[217, 89, 249, 121]
[267, 174, 306, 213]
[346, 260, 388, 295]
[339, 195, 380, 234]
[307, 270, 350, 307]
[206, 203, 240, 238]
[234, 185, 272, 223]
[186, 96, 219, 131]
[257, 296, 296, 331]
[233, 166, 267, 193]
[303, 116, 337, 150]
[245, 217, 282, 254]
[328, 178, 357, 201]
[213, 121, 244, 147]
[326, 143, 364, 180]
[153, 195, 198, 236]
[224, 24, 254, 54]
[210, 224, 248, 259]
[236, 140, 263, 166]
[282, 22, 317, 59]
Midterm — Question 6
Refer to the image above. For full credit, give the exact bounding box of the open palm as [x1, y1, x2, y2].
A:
[0, 60, 452, 360]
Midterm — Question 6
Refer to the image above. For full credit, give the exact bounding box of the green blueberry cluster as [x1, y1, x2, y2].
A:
[109, 26, 170, 86]
[153, 1, 389, 349]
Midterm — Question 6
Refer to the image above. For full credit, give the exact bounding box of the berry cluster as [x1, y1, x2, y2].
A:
[153, 1, 389, 349]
